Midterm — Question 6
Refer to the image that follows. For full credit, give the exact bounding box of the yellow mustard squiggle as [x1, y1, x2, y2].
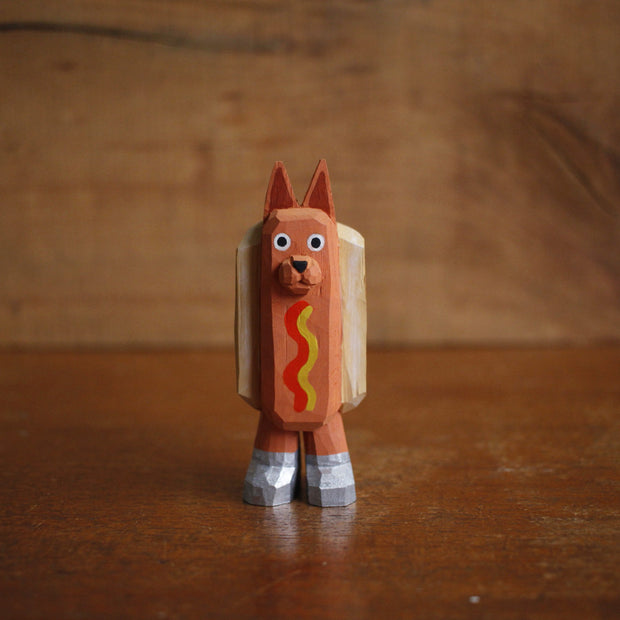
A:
[297, 305, 318, 411]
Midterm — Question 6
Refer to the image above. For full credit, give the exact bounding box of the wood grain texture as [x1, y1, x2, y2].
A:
[337, 222, 366, 412]
[235, 222, 262, 409]
[0, 1, 619, 346]
[0, 348, 618, 618]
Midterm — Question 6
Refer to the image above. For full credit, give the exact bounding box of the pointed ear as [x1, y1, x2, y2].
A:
[302, 159, 335, 222]
[263, 161, 297, 220]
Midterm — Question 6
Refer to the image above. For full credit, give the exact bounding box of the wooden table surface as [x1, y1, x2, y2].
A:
[1, 348, 618, 619]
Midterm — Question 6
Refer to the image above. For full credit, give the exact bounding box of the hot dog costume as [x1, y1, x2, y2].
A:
[236, 160, 366, 506]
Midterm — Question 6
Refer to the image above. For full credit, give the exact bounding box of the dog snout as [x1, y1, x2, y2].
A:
[278, 255, 322, 295]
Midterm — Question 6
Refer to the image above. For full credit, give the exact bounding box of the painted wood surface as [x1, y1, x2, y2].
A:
[1, 348, 618, 618]
[260, 162, 342, 430]
[236, 219, 366, 413]
[1, 1, 619, 346]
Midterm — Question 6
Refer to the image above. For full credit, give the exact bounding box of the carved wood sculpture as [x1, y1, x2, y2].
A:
[236, 160, 366, 506]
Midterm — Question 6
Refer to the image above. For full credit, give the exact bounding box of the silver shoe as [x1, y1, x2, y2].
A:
[306, 452, 356, 507]
[243, 448, 299, 506]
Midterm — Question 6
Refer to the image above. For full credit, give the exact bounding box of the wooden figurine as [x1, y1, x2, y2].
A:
[236, 160, 366, 507]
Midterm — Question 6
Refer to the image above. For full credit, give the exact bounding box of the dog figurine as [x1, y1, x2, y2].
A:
[235, 160, 366, 506]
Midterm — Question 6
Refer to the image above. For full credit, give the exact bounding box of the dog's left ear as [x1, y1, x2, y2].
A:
[264, 161, 297, 221]
[302, 159, 335, 222]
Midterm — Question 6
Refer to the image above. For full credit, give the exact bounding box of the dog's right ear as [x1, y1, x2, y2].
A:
[264, 162, 297, 220]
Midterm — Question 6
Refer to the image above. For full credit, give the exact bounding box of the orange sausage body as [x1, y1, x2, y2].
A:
[260, 208, 342, 431]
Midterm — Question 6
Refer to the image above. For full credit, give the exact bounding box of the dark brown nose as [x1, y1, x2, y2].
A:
[292, 260, 307, 273]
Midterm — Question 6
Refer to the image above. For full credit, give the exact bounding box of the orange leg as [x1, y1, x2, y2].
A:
[303, 412, 349, 455]
[254, 412, 300, 453]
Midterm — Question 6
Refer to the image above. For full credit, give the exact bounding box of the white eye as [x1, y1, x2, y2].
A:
[307, 234, 325, 252]
[273, 233, 291, 251]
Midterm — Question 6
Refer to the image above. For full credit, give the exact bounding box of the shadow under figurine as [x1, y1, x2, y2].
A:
[236, 160, 366, 507]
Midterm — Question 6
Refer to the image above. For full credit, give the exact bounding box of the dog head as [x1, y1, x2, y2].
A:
[262, 160, 338, 297]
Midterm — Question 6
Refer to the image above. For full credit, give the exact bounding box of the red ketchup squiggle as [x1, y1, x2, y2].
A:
[283, 300, 310, 412]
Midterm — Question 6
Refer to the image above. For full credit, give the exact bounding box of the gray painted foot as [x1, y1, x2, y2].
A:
[306, 452, 356, 507]
[243, 449, 299, 506]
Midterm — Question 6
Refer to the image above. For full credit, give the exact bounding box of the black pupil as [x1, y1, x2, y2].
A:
[311, 237, 321, 248]
[277, 236, 287, 247]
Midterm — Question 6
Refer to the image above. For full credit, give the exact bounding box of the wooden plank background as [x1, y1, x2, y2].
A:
[0, 1, 618, 347]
